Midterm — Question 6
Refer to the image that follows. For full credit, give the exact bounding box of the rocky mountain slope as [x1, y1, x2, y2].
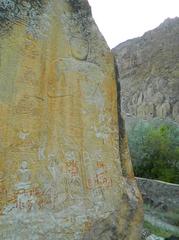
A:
[113, 17, 179, 122]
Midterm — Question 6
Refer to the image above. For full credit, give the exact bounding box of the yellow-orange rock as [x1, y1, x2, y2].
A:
[0, 0, 143, 239]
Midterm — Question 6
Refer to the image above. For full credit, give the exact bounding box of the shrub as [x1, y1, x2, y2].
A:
[127, 118, 179, 183]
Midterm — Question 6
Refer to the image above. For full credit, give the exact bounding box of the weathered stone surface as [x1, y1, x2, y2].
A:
[113, 18, 179, 123]
[0, 0, 143, 239]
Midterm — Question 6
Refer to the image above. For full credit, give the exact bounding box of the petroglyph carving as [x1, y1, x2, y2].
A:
[0, 0, 143, 239]
[16, 161, 31, 189]
[70, 37, 89, 60]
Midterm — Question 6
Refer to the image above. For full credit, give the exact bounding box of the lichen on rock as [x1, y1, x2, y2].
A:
[0, 0, 46, 36]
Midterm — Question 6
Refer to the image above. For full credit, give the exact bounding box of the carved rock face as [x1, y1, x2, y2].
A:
[0, 0, 143, 239]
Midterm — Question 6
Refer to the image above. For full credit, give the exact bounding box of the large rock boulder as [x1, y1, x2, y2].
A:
[0, 0, 143, 239]
[113, 17, 179, 123]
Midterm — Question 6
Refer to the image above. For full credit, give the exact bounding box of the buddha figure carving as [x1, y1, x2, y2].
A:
[16, 161, 31, 191]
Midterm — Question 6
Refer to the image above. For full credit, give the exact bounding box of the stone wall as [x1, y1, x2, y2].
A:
[137, 177, 179, 210]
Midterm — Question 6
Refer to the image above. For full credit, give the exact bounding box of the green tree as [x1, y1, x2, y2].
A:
[127, 119, 179, 183]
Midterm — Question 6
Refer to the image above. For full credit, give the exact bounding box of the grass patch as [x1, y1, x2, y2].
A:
[144, 204, 179, 227]
[144, 221, 176, 238]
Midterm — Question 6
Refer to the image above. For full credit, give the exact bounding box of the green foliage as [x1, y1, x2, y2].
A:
[144, 221, 177, 238]
[127, 119, 179, 183]
[144, 204, 179, 227]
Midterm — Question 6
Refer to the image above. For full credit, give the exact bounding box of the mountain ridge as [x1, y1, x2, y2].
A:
[113, 17, 179, 122]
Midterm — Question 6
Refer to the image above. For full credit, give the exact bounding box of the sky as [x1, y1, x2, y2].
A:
[88, 0, 179, 48]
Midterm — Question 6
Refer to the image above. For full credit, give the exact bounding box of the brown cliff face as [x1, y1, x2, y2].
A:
[0, 0, 143, 239]
[113, 18, 179, 122]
